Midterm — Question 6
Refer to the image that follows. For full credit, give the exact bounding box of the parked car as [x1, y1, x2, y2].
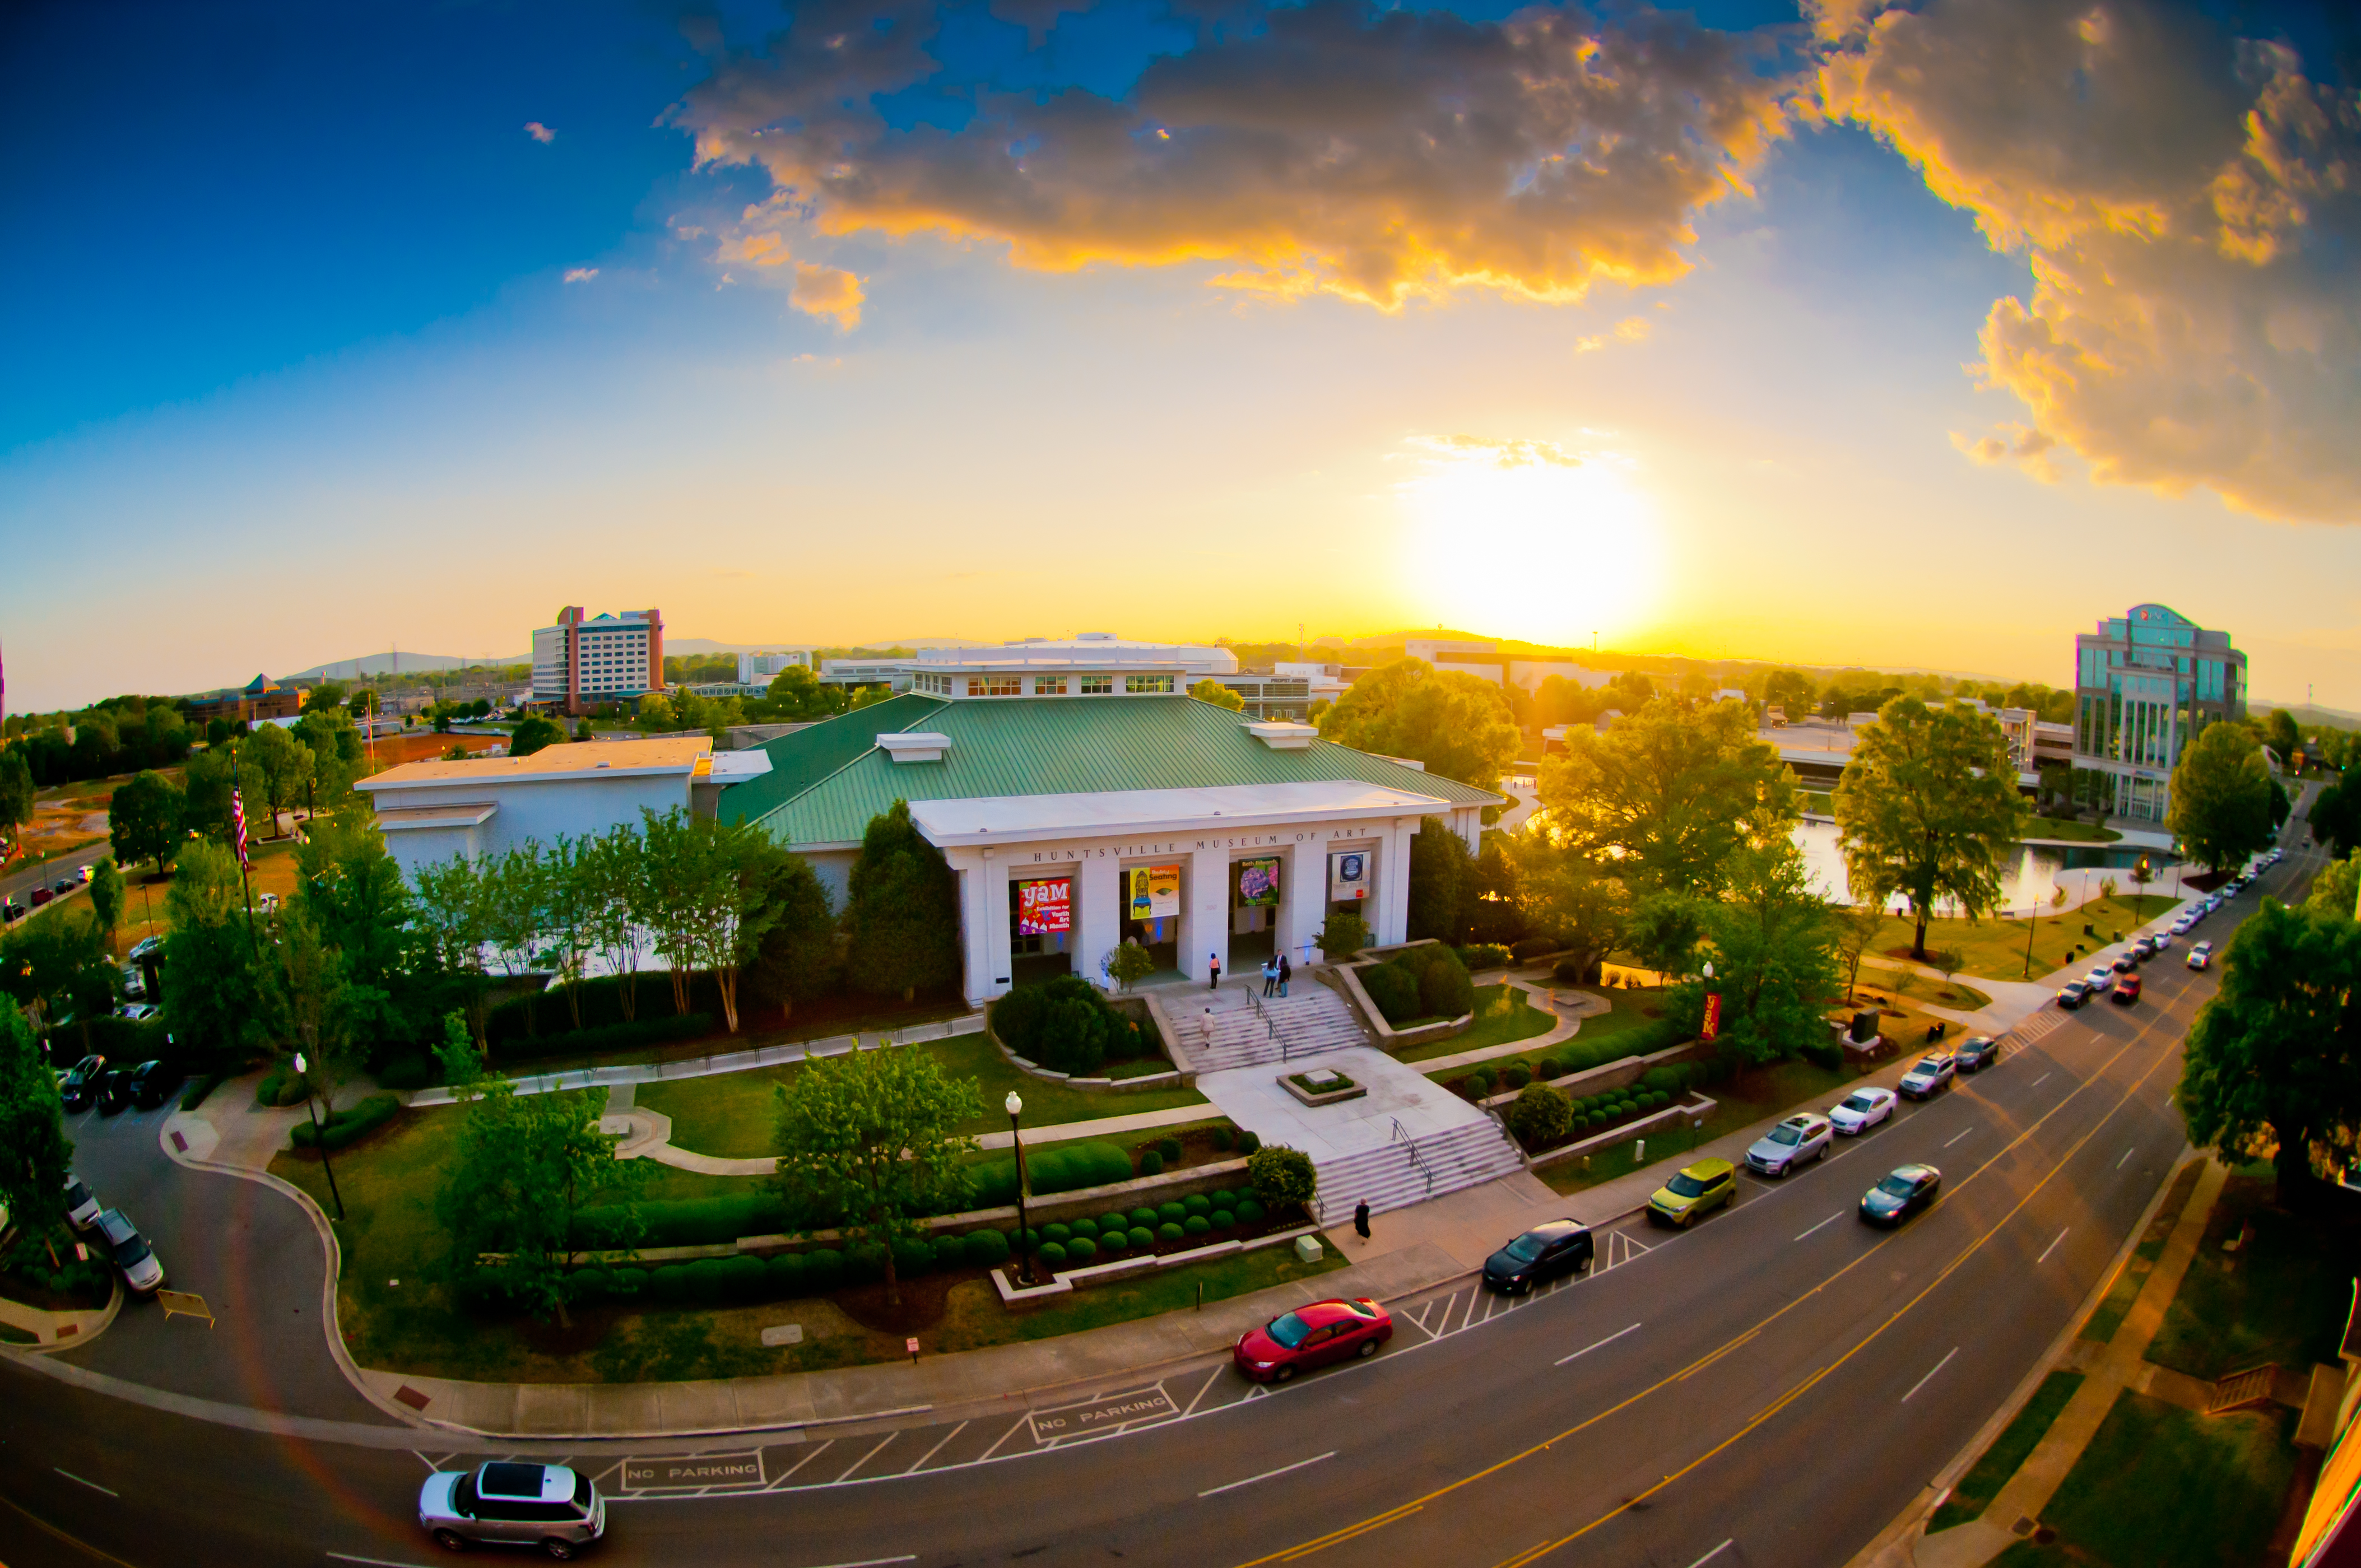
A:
[1860, 1164, 1942, 1226]
[1828, 1086, 1897, 1136]
[2113, 973, 2142, 1004]
[115, 1002, 158, 1022]
[2085, 966, 2118, 992]
[1954, 1036, 2000, 1073]
[1234, 1297, 1393, 1383]
[2, 899, 22, 922]
[2129, 936, 2156, 961]
[2110, 955, 2138, 976]
[2187, 942, 2214, 970]
[1746, 1113, 1834, 1178]
[1899, 1054, 1956, 1100]
[2056, 981, 2092, 1010]
[63, 1174, 102, 1231]
[96, 1069, 136, 1115]
[94, 1208, 164, 1292]
[57, 1055, 107, 1111]
[30, 886, 53, 908]
[1648, 1157, 1737, 1228]
[2170, 916, 2195, 935]
[119, 968, 146, 1000]
[1482, 1220, 1593, 1294]
[76, 864, 94, 885]
[418, 1462, 604, 1559]
[2152, 932, 2175, 952]
[127, 935, 164, 962]
[127, 1060, 180, 1110]
[52, 880, 73, 896]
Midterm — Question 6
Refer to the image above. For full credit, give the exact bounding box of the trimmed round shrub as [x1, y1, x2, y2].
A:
[1130, 1206, 1159, 1227]
[1506, 1082, 1572, 1146]
[1156, 1136, 1182, 1164]
[1648, 1090, 1670, 1110]
[1127, 1226, 1155, 1250]
[607, 1265, 647, 1300]
[1013, 1227, 1042, 1249]
[844, 1243, 885, 1285]
[1156, 1221, 1185, 1244]
[1182, 1214, 1211, 1236]
[802, 1248, 845, 1292]
[1502, 1063, 1532, 1090]
[1211, 1127, 1234, 1151]
[1038, 1241, 1069, 1268]
[766, 1252, 807, 1294]
[1158, 1201, 1188, 1224]
[570, 1266, 611, 1302]
[1535, 1055, 1563, 1080]
[1182, 1193, 1211, 1217]
[1210, 1189, 1237, 1209]
[963, 1228, 1012, 1265]
[1068, 1216, 1098, 1239]
[1210, 1208, 1235, 1229]
[719, 1254, 769, 1302]
[648, 1264, 689, 1303]
[1100, 1212, 1130, 1234]
[1359, 961, 1420, 1023]
[1097, 1227, 1128, 1255]
[1043, 1222, 1071, 1245]
[1138, 1151, 1164, 1177]
[684, 1258, 733, 1304]
[1065, 1235, 1097, 1263]
[1235, 1199, 1266, 1225]
[889, 1238, 933, 1279]
[931, 1234, 965, 1267]
[1237, 1129, 1262, 1155]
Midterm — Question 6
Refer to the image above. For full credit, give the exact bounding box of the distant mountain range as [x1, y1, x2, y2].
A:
[285, 652, 527, 679]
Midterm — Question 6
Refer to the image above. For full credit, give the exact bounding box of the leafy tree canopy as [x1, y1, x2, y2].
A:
[2167, 720, 2275, 873]
[1188, 678, 1245, 711]
[109, 769, 185, 874]
[0, 1006, 73, 1242]
[843, 801, 961, 1001]
[1833, 696, 2023, 959]
[1318, 659, 1521, 788]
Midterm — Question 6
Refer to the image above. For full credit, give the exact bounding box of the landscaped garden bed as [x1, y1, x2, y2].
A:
[1281, 1067, 1363, 1106]
[0, 1226, 113, 1313]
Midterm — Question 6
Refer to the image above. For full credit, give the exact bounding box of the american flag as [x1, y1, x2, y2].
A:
[231, 786, 250, 871]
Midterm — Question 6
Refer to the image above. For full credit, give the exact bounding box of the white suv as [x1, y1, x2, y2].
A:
[1746, 1113, 1834, 1177]
[420, 1463, 605, 1559]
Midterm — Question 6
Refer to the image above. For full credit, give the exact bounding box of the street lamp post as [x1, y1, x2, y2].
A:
[293, 1051, 346, 1221]
[1006, 1091, 1034, 1286]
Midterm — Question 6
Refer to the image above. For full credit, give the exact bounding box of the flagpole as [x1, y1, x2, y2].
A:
[230, 743, 259, 953]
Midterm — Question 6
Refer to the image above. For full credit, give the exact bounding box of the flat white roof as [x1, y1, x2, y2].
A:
[357, 737, 709, 790]
[908, 779, 1451, 846]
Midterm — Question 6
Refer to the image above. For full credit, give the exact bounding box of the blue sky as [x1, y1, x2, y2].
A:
[3, 0, 2356, 713]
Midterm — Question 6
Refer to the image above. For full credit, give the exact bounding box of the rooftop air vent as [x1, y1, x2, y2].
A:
[878, 731, 952, 764]
[1245, 720, 1318, 751]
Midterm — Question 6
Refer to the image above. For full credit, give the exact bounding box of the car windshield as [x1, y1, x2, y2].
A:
[1768, 1126, 1802, 1146]
[1843, 1093, 1877, 1112]
[1503, 1235, 1546, 1262]
[113, 1234, 152, 1267]
[1266, 1312, 1312, 1350]
[1876, 1174, 1918, 1198]
[65, 1180, 90, 1207]
[1667, 1172, 1709, 1198]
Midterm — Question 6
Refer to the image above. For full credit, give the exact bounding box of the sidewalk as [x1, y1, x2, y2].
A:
[1411, 973, 1611, 1074]
[0, 1279, 120, 1351]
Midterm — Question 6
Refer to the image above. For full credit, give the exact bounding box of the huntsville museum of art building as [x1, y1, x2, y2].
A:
[721, 645, 1502, 1003]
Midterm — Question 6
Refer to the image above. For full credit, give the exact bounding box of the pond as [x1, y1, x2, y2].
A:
[1793, 820, 2182, 915]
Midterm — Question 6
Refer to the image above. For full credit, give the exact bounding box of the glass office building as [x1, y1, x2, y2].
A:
[2071, 604, 2246, 822]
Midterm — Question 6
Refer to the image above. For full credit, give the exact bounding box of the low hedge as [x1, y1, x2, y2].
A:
[252, 1064, 312, 1109]
[179, 1071, 226, 1112]
[970, 1140, 1133, 1206]
[491, 1012, 714, 1065]
[1454, 944, 1513, 971]
[377, 1054, 438, 1091]
[570, 1193, 800, 1250]
[289, 1092, 400, 1150]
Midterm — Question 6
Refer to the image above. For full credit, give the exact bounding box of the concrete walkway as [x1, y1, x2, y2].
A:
[0, 1278, 119, 1351]
[1913, 1157, 2227, 1568]
[1411, 974, 1612, 1074]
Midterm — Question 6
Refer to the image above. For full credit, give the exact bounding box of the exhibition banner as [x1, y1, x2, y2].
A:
[1236, 857, 1281, 907]
[1328, 850, 1369, 901]
[1700, 992, 1723, 1043]
[1017, 877, 1071, 936]
[1128, 864, 1182, 922]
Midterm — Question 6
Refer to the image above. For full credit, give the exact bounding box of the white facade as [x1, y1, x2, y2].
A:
[738, 649, 811, 684]
[531, 607, 663, 711]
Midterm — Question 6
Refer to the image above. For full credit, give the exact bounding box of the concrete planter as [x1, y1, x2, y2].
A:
[1328, 944, 1474, 1051]
[990, 1225, 1320, 1308]
[1279, 1069, 1367, 1108]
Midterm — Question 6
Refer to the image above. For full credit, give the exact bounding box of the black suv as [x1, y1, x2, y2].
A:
[97, 1068, 137, 1115]
[58, 1054, 108, 1111]
[127, 1060, 180, 1111]
[1482, 1218, 1594, 1294]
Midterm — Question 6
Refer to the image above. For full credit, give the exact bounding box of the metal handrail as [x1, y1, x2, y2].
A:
[1391, 1117, 1435, 1198]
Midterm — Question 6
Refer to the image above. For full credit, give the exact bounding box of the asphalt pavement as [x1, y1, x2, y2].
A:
[0, 823, 2330, 1568]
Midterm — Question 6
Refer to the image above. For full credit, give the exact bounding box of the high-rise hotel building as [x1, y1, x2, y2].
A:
[532, 607, 663, 715]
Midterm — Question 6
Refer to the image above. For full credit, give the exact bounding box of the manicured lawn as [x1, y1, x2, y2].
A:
[1539, 1056, 1864, 1196]
[1801, 791, 1833, 816]
[2146, 1175, 2354, 1381]
[2029, 1391, 2295, 1568]
[927, 1242, 1347, 1352]
[1397, 984, 1558, 1063]
[636, 1034, 1206, 1158]
[2025, 816, 2123, 843]
[1865, 894, 2181, 984]
[2079, 1162, 2196, 1345]
[1929, 1371, 2085, 1531]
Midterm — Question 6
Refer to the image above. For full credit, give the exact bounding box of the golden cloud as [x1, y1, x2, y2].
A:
[1817, 0, 2361, 522]
[671, 0, 1789, 311]
[713, 216, 866, 329]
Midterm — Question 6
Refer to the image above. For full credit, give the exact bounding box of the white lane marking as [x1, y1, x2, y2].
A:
[2117, 1146, 2136, 1170]
[768, 1439, 836, 1486]
[831, 1434, 899, 1483]
[1944, 1128, 1974, 1148]
[1902, 1346, 1960, 1403]
[1198, 1450, 1336, 1497]
[904, 1420, 968, 1475]
[975, 1417, 1030, 1463]
[1556, 1322, 1643, 1366]
[784, 1558, 916, 1568]
[1794, 1212, 1845, 1242]
[1180, 1365, 1226, 1417]
[1411, 1299, 1437, 1332]
[2038, 1228, 2070, 1265]
[2032, 1073, 2052, 1088]
[328, 1556, 434, 1568]
[1684, 1543, 1736, 1568]
[54, 1467, 116, 1496]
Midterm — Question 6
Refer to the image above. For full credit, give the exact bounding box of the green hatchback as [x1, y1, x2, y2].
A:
[1648, 1157, 1737, 1229]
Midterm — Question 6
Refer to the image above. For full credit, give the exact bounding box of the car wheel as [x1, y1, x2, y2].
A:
[539, 1539, 577, 1561]
[1274, 1364, 1296, 1384]
[432, 1530, 469, 1553]
[1356, 1338, 1379, 1358]
[1816, 1143, 1829, 1162]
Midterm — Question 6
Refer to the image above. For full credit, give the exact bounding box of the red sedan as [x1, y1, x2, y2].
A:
[2113, 973, 2142, 1004]
[1234, 1297, 1393, 1383]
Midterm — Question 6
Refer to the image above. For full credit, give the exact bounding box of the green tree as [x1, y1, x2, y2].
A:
[2307, 853, 2360, 923]
[509, 715, 564, 758]
[582, 824, 649, 1022]
[1624, 890, 1705, 977]
[1188, 678, 1245, 712]
[236, 724, 312, 840]
[741, 846, 840, 1023]
[1539, 697, 1798, 899]
[1245, 1144, 1318, 1213]
[108, 769, 185, 875]
[87, 858, 126, 953]
[182, 746, 238, 841]
[1683, 843, 1839, 1066]
[842, 801, 961, 1002]
[158, 840, 271, 1064]
[1833, 902, 1884, 1001]
[2178, 899, 2361, 1205]
[765, 667, 848, 721]
[0, 746, 36, 862]
[770, 1046, 980, 1306]
[2167, 720, 2275, 873]
[0, 1006, 74, 1255]
[291, 705, 365, 815]
[1317, 659, 1521, 788]
[294, 813, 412, 994]
[410, 854, 492, 1048]
[2264, 708, 2302, 761]
[1507, 1081, 1572, 1146]
[438, 1078, 648, 1324]
[1100, 939, 1157, 993]
[1, 908, 111, 1040]
[1762, 669, 1815, 719]
[271, 904, 384, 1113]
[1316, 910, 1369, 961]
[1505, 830, 1628, 979]
[1406, 818, 1471, 943]
[1833, 697, 2024, 960]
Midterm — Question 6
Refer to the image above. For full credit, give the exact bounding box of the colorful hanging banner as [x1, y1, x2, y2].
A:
[1016, 877, 1071, 936]
[1236, 857, 1281, 907]
[1700, 992, 1723, 1043]
[1127, 863, 1181, 921]
[1328, 850, 1369, 901]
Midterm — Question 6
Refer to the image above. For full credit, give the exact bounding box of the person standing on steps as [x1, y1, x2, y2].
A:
[1278, 953, 1291, 998]
[1262, 956, 1278, 997]
[1354, 1199, 1372, 1242]
[1209, 952, 1221, 991]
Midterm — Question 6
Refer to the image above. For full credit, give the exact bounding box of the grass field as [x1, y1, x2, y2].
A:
[2024, 816, 2123, 843]
[1538, 1056, 1864, 1196]
[1865, 894, 2181, 983]
[635, 1033, 1207, 1158]
[2078, 1162, 2197, 1345]
[2146, 1175, 2353, 1381]
[2006, 1392, 2296, 1568]
[1396, 984, 1559, 1064]
[1929, 1371, 2086, 1531]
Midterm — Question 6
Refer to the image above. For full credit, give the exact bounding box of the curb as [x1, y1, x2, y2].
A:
[0, 1273, 123, 1356]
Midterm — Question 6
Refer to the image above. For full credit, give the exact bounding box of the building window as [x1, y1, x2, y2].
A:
[1079, 675, 1114, 695]
[968, 676, 1022, 697]
[1031, 677, 1066, 696]
[1126, 674, 1174, 694]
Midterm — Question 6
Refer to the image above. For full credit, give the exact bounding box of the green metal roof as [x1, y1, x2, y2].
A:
[721, 696, 1503, 847]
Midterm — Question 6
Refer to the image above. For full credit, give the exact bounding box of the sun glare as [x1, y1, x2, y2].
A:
[1397, 440, 1663, 646]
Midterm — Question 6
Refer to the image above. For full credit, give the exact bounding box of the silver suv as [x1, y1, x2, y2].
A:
[1746, 1113, 1833, 1177]
[420, 1462, 604, 1558]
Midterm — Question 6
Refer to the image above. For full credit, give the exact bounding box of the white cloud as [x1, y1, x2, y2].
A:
[524, 122, 556, 144]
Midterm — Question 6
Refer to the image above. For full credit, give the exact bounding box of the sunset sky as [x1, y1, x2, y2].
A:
[3, 0, 2357, 713]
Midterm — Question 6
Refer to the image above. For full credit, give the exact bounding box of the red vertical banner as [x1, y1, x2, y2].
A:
[1700, 992, 1723, 1043]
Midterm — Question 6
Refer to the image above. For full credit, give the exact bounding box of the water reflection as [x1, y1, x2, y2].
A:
[1793, 821, 2181, 916]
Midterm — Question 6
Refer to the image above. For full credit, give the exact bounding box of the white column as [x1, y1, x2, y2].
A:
[1077, 852, 1122, 992]
[1280, 837, 1322, 967]
[1183, 844, 1230, 985]
[953, 860, 993, 1006]
[979, 850, 1014, 1001]
[1374, 819, 1414, 946]
[1453, 806, 1482, 857]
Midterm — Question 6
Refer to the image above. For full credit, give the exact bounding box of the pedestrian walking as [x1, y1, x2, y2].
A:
[1262, 957, 1278, 997]
[1209, 952, 1221, 990]
[1354, 1199, 1372, 1241]
[1277, 954, 1291, 997]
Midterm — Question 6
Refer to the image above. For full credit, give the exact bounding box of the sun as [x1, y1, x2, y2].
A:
[1396, 440, 1663, 646]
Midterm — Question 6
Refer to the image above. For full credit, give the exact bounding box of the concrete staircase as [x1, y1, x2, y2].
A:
[1186, 986, 1370, 1072]
[1310, 1118, 1526, 1228]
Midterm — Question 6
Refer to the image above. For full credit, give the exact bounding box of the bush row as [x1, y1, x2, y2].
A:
[289, 1092, 400, 1150]
[485, 973, 726, 1046]
[252, 1064, 313, 1108]
[1453, 943, 1514, 971]
[988, 975, 1159, 1077]
[969, 1140, 1136, 1207]
[1359, 945, 1475, 1026]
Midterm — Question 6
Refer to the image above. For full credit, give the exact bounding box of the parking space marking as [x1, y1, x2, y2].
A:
[1944, 1128, 1974, 1148]
[326, 1554, 434, 1568]
[975, 1418, 1030, 1464]
[1555, 1323, 1641, 1367]
[766, 1439, 836, 1487]
[54, 1468, 116, 1497]
[1902, 1346, 1959, 1403]
[903, 1422, 966, 1475]
[1180, 1365, 1228, 1417]
[2116, 1146, 2136, 1170]
[1199, 1450, 1336, 1497]
[1793, 1212, 1844, 1243]
[2032, 1073, 2052, 1088]
[1684, 1542, 1736, 1568]
[2037, 1227, 2069, 1265]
